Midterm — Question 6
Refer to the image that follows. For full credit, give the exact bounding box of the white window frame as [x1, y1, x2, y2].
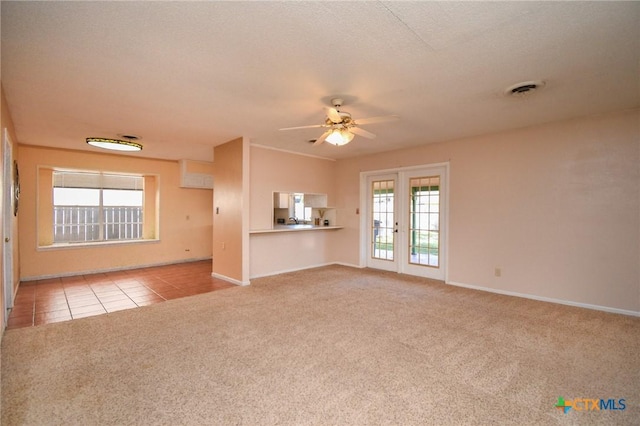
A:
[52, 170, 144, 245]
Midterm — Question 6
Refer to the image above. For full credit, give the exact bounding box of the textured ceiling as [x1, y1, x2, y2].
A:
[2, 1, 639, 161]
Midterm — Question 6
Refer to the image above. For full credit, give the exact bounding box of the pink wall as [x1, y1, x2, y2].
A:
[18, 145, 213, 279]
[334, 109, 640, 313]
[249, 146, 339, 277]
[249, 146, 337, 230]
[8, 100, 638, 315]
[212, 138, 248, 284]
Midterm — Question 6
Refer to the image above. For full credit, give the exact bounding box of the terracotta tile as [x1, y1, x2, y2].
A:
[65, 291, 98, 300]
[102, 301, 137, 313]
[143, 282, 177, 292]
[105, 271, 128, 278]
[14, 286, 36, 297]
[178, 280, 205, 289]
[83, 278, 113, 287]
[37, 278, 62, 285]
[35, 293, 67, 301]
[121, 287, 157, 297]
[90, 283, 121, 292]
[92, 290, 126, 300]
[82, 272, 110, 281]
[35, 300, 70, 313]
[13, 301, 35, 310]
[35, 302, 67, 313]
[37, 315, 73, 325]
[102, 299, 137, 307]
[128, 294, 165, 304]
[115, 280, 144, 289]
[63, 282, 93, 290]
[60, 275, 86, 284]
[10, 304, 35, 317]
[11, 260, 227, 328]
[89, 280, 119, 288]
[156, 289, 188, 300]
[66, 296, 101, 308]
[12, 298, 35, 308]
[34, 310, 73, 325]
[12, 295, 35, 304]
[65, 289, 96, 299]
[129, 293, 160, 302]
[7, 314, 34, 328]
[72, 310, 107, 319]
[96, 293, 132, 304]
[14, 298, 35, 308]
[64, 289, 95, 298]
[70, 304, 106, 315]
[132, 298, 162, 307]
[35, 285, 66, 293]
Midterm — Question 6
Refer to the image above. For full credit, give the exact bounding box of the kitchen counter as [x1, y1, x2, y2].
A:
[250, 225, 343, 234]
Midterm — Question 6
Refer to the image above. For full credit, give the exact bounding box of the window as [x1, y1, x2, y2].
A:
[408, 176, 440, 267]
[371, 179, 395, 261]
[53, 171, 143, 243]
[291, 193, 312, 223]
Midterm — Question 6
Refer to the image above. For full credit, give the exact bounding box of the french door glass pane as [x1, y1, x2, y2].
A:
[409, 176, 440, 267]
[371, 180, 394, 261]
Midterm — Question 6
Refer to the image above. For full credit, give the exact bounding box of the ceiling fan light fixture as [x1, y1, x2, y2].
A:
[325, 129, 354, 146]
[86, 137, 143, 152]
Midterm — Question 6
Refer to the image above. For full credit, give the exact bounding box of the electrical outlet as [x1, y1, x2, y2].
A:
[495, 267, 502, 277]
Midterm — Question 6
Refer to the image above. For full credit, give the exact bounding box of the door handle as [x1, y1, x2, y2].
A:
[4, 237, 9, 242]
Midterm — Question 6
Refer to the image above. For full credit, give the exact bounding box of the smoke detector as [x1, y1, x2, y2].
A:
[504, 80, 546, 97]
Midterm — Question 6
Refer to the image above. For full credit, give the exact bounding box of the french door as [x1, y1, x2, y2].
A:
[364, 164, 447, 280]
[367, 174, 398, 272]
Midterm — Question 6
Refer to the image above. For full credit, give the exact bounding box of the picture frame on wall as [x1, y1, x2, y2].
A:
[13, 160, 20, 216]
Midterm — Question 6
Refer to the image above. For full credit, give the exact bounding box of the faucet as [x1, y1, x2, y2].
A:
[288, 216, 299, 224]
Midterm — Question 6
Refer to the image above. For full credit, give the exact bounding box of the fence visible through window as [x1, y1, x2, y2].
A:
[54, 206, 142, 243]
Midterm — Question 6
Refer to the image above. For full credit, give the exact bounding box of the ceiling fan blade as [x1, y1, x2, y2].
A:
[279, 124, 325, 131]
[353, 115, 399, 125]
[314, 130, 331, 145]
[349, 126, 376, 139]
[325, 107, 342, 124]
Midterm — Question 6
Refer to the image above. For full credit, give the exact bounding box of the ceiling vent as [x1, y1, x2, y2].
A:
[504, 80, 546, 97]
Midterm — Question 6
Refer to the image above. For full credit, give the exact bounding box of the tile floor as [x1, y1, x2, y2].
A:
[6, 260, 233, 330]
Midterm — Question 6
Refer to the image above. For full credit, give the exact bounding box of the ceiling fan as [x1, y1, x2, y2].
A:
[279, 98, 399, 146]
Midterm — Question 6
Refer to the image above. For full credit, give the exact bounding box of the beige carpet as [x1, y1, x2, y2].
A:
[2, 265, 639, 425]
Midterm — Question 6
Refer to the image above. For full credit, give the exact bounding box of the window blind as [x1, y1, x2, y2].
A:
[53, 171, 143, 190]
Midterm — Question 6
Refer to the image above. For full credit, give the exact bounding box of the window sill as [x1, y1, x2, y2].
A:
[38, 239, 160, 251]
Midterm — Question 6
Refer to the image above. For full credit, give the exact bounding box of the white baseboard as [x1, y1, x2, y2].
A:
[250, 262, 335, 279]
[212, 273, 250, 286]
[447, 280, 640, 317]
[332, 262, 364, 269]
[250, 261, 362, 280]
[21, 257, 213, 282]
